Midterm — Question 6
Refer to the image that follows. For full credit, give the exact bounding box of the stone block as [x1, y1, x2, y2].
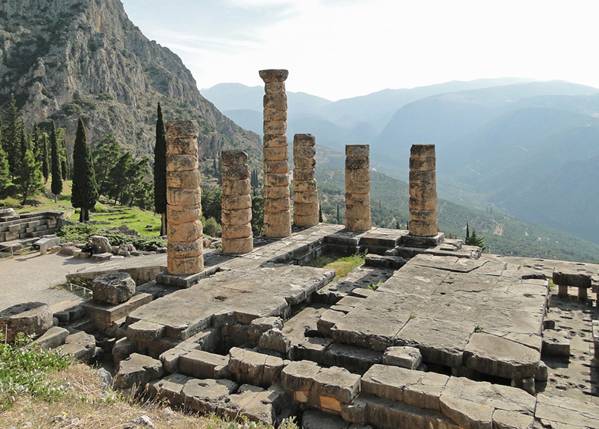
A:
[56, 331, 96, 362]
[324, 343, 382, 374]
[542, 331, 571, 358]
[146, 373, 192, 406]
[383, 346, 422, 369]
[182, 378, 238, 414]
[552, 270, 592, 288]
[92, 272, 136, 305]
[178, 350, 230, 379]
[302, 410, 349, 429]
[222, 178, 251, 196]
[0, 302, 53, 343]
[593, 320, 599, 360]
[30, 326, 69, 350]
[228, 347, 285, 387]
[223, 384, 290, 426]
[362, 365, 448, 411]
[113, 353, 164, 389]
[84, 293, 152, 331]
[113, 337, 134, 366]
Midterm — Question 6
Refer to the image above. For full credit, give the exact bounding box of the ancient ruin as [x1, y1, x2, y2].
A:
[344, 145, 372, 232]
[293, 134, 319, 227]
[260, 69, 292, 238]
[165, 120, 204, 275]
[2, 70, 598, 429]
[221, 150, 253, 254]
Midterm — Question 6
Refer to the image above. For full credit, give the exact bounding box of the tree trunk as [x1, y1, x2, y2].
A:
[160, 212, 167, 236]
[79, 209, 84, 222]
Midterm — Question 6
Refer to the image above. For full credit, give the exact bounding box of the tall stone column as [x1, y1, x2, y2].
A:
[293, 133, 319, 227]
[166, 121, 203, 275]
[408, 144, 438, 237]
[260, 69, 291, 238]
[345, 145, 371, 232]
[221, 150, 253, 254]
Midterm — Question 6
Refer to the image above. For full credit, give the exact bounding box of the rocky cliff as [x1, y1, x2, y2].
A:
[0, 0, 260, 159]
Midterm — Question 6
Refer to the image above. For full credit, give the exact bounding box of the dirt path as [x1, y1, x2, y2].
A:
[0, 253, 98, 311]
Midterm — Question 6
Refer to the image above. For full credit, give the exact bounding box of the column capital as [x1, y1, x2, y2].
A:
[259, 69, 289, 83]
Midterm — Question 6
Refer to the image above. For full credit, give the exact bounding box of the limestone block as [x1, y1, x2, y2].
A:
[113, 337, 134, 366]
[264, 213, 292, 238]
[222, 237, 253, 255]
[56, 331, 96, 362]
[0, 302, 53, 343]
[263, 135, 288, 149]
[222, 179, 251, 196]
[535, 393, 599, 428]
[264, 120, 287, 135]
[223, 384, 290, 426]
[294, 214, 320, 227]
[92, 272, 136, 305]
[265, 197, 291, 213]
[264, 146, 288, 161]
[167, 206, 201, 225]
[295, 180, 318, 193]
[382, 346, 422, 370]
[168, 220, 203, 242]
[168, 256, 204, 275]
[222, 194, 252, 210]
[222, 208, 252, 226]
[362, 365, 448, 412]
[166, 188, 201, 206]
[167, 239, 203, 258]
[178, 350, 230, 379]
[166, 169, 201, 189]
[265, 186, 290, 199]
[294, 202, 319, 216]
[30, 326, 69, 350]
[127, 320, 165, 342]
[541, 331, 571, 358]
[166, 155, 198, 172]
[221, 224, 252, 240]
[265, 173, 290, 188]
[113, 353, 164, 389]
[182, 378, 238, 414]
[265, 160, 289, 174]
[90, 235, 111, 254]
[228, 347, 285, 387]
[146, 373, 192, 406]
[166, 121, 198, 155]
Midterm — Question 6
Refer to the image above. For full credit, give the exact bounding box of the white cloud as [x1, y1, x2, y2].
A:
[125, 0, 599, 100]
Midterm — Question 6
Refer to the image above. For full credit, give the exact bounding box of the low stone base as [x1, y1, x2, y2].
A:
[398, 232, 445, 248]
[156, 266, 220, 288]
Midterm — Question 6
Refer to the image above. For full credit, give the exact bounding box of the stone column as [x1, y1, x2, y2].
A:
[293, 134, 319, 227]
[345, 145, 371, 232]
[221, 150, 253, 254]
[260, 69, 291, 238]
[166, 121, 203, 275]
[408, 144, 438, 237]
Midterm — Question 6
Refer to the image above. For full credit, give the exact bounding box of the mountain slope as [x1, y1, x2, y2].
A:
[0, 0, 259, 158]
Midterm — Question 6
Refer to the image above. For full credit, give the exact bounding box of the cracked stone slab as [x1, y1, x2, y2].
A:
[113, 353, 163, 389]
[535, 394, 599, 429]
[127, 265, 334, 341]
[182, 378, 238, 414]
[439, 377, 535, 429]
[463, 332, 540, 379]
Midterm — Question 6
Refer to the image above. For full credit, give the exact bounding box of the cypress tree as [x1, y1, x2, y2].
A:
[0, 144, 12, 197]
[71, 118, 98, 222]
[319, 205, 323, 223]
[2, 95, 22, 179]
[40, 132, 50, 183]
[466, 222, 470, 240]
[153, 103, 167, 235]
[336, 203, 341, 224]
[16, 136, 42, 204]
[50, 122, 63, 198]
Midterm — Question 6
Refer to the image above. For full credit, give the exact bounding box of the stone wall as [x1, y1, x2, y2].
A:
[221, 150, 253, 254]
[293, 134, 319, 227]
[260, 69, 291, 238]
[0, 211, 63, 242]
[344, 145, 371, 232]
[166, 120, 204, 275]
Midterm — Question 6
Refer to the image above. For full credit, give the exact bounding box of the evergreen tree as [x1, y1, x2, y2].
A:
[336, 203, 341, 224]
[92, 134, 122, 196]
[17, 127, 27, 171]
[0, 144, 12, 197]
[107, 152, 134, 204]
[50, 122, 63, 198]
[465, 228, 486, 251]
[71, 118, 98, 222]
[16, 138, 42, 204]
[153, 103, 167, 235]
[319, 205, 323, 223]
[2, 95, 22, 179]
[40, 132, 50, 183]
[466, 222, 470, 241]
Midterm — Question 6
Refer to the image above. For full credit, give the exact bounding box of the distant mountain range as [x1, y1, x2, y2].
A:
[203, 80, 599, 247]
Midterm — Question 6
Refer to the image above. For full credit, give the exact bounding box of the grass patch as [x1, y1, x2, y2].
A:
[0, 333, 71, 411]
[1, 358, 299, 428]
[308, 254, 365, 278]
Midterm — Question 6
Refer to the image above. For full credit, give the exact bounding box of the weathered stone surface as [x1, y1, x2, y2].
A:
[302, 410, 349, 429]
[345, 145, 371, 232]
[260, 69, 291, 238]
[92, 272, 136, 305]
[408, 144, 438, 237]
[56, 331, 96, 362]
[146, 373, 192, 406]
[224, 384, 290, 426]
[228, 347, 285, 387]
[113, 337, 134, 366]
[362, 395, 459, 429]
[293, 134, 319, 228]
[383, 346, 422, 369]
[463, 332, 540, 379]
[90, 235, 111, 254]
[85, 293, 152, 331]
[30, 326, 69, 349]
[182, 378, 238, 413]
[166, 120, 203, 275]
[0, 302, 53, 342]
[113, 353, 164, 389]
[178, 350, 229, 379]
[542, 330, 571, 358]
[362, 365, 448, 411]
[439, 377, 535, 429]
[535, 394, 599, 429]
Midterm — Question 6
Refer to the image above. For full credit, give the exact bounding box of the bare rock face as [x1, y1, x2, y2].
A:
[92, 272, 136, 305]
[0, 302, 53, 342]
[0, 0, 259, 160]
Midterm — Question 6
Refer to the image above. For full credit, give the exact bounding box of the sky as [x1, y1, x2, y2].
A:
[122, 0, 599, 101]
